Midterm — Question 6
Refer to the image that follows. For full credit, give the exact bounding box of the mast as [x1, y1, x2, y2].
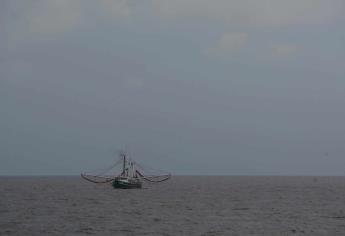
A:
[130, 162, 134, 178]
[122, 153, 126, 176]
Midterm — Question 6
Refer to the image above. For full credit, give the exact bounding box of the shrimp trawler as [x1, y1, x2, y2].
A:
[81, 152, 171, 189]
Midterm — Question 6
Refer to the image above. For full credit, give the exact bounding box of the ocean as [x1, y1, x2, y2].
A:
[1, 176, 345, 235]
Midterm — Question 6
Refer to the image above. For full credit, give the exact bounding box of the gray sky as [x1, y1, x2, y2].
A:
[1, 0, 345, 175]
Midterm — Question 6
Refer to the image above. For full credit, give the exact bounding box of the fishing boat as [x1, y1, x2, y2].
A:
[81, 152, 171, 189]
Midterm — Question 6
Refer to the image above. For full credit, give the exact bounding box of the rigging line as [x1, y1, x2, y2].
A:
[80, 174, 115, 183]
[141, 173, 171, 178]
[135, 162, 170, 175]
[141, 176, 171, 183]
[83, 157, 122, 176]
[135, 170, 171, 182]
[97, 159, 122, 176]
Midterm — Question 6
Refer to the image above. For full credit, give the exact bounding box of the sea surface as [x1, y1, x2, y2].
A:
[1, 176, 345, 235]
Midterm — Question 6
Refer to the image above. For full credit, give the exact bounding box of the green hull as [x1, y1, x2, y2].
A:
[112, 179, 142, 189]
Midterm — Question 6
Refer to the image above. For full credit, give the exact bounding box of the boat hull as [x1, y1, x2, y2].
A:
[112, 178, 142, 189]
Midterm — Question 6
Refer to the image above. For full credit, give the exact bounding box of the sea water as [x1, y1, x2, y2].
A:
[1, 176, 345, 235]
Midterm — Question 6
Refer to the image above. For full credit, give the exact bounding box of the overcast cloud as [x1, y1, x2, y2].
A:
[1, 0, 345, 175]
